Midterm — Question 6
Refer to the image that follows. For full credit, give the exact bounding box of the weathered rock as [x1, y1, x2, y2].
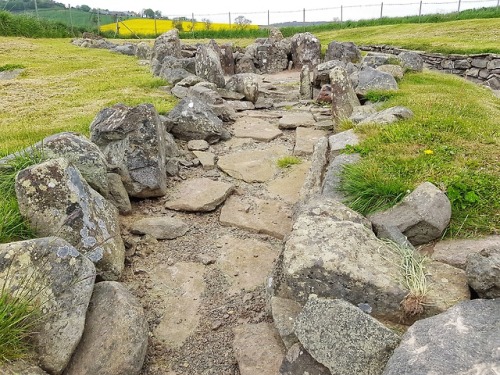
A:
[151, 29, 181, 63]
[299, 138, 329, 202]
[377, 64, 405, 80]
[165, 178, 233, 212]
[358, 106, 414, 125]
[0, 68, 24, 80]
[294, 127, 329, 156]
[216, 235, 280, 294]
[195, 45, 225, 88]
[0, 237, 95, 375]
[106, 172, 132, 215]
[357, 66, 399, 95]
[0, 362, 49, 375]
[41, 132, 109, 198]
[190, 85, 224, 105]
[325, 41, 362, 63]
[255, 42, 289, 74]
[268, 161, 312, 205]
[187, 139, 210, 151]
[65, 282, 148, 375]
[271, 297, 302, 349]
[466, 244, 500, 298]
[220, 43, 235, 75]
[299, 65, 312, 99]
[225, 73, 260, 103]
[130, 217, 189, 240]
[15, 158, 125, 280]
[330, 66, 361, 122]
[164, 96, 224, 143]
[233, 323, 286, 375]
[170, 84, 189, 98]
[217, 88, 245, 100]
[220, 196, 293, 240]
[232, 117, 283, 142]
[313, 60, 358, 87]
[159, 56, 196, 75]
[269, 27, 284, 41]
[217, 145, 289, 183]
[236, 54, 257, 74]
[431, 235, 500, 269]
[349, 104, 378, 123]
[295, 297, 400, 375]
[291, 33, 321, 69]
[135, 41, 152, 59]
[362, 52, 393, 69]
[90, 103, 171, 198]
[322, 153, 361, 200]
[192, 150, 216, 170]
[383, 299, 500, 375]
[279, 343, 331, 375]
[329, 128, 360, 153]
[176, 75, 205, 87]
[398, 51, 424, 72]
[159, 67, 193, 85]
[226, 100, 255, 111]
[112, 43, 136, 56]
[316, 84, 332, 103]
[369, 182, 451, 245]
[278, 112, 316, 129]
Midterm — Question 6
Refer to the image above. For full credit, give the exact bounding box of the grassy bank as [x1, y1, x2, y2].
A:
[341, 72, 500, 238]
[0, 10, 78, 37]
[20, 8, 115, 29]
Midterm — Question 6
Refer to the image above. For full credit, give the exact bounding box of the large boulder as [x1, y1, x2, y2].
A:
[135, 41, 152, 59]
[313, 59, 359, 88]
[300, 65, 312, 99]
[369, 182, 451, 246]
[65, 281, 148, 375]
[220, 43, 235, 75]
[356, 66, 399, 95]
[164, 96, 224, 143]
[225, 73, 260, 104]
[0, 237, 95, 374]
[295, 296, 400, 375]
[358, 106, 414, 126]
[330, 66, 360, 122]
[362, 52, 394, 69]
[325, 41, 362, 63]
[112, 43, 136, 56]
[195, 45, 225, 88]
[466, 244, 500, 298]
[255, 42, 289, 74]
[291, 32, 321, 69]
[15, 158, 125, 280]
[159, 67, 193, 86]
[383, 299, 500, 375]
[398, 51, 423, 72]
[90, 103, 173, 198]
[151, 29, 181, 63]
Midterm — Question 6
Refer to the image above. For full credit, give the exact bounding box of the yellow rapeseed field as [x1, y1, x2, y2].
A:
[100, 18, 258, 36]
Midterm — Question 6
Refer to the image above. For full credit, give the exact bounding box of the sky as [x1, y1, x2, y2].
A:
[70, 0, 497, 24]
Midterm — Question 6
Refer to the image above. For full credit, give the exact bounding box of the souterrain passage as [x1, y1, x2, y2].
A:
[120, 71, 325, 375]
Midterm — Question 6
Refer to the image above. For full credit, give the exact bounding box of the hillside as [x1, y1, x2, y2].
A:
[18, 8, 116, 29]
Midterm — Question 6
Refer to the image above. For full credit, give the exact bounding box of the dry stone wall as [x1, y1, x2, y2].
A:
[360, 45, 500, 90]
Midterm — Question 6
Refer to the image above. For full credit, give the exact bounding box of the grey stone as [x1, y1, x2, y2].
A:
[195, 45, 225, 88]
[454, 59, 471, 69]
[267, 161, 312, 205]
[431, 236, 500, 269]
[299, 65, 312, 99]
[398, 51, 423, 72]
[377, 64, 405, 80]
[299, 137, 329, 202]
[160, 56, 196, 75]
[279, 112, 316, 129]
[15, 158, 125, 280]
[236, 54, 257, 74]
[0, 362, 49, 374]
[65, 282, 148, 375]
[217, 88, 245, 100]
[190, 85, 224, 105]
[466, 244, 500, 298]
[151, 29, 181, 63]
[233, 323, 286, 375]
[349, 104, 378, 123]
[106, 172, 132, 215]
[170, 84, 189, 99]
[362, 52, 393, 68]
[358, 106, 414, 125]
[279, 343, 330, 375]
[0, 68, 24, 80]
[187, 139, 210, 151]
[471, 58, 488, 68]
[220, 43, 235, 75]
[330, 66, 361, 123]
[135, 41, 152, 59]
[225, 73, 260, 103]
[271, 297, 302, 349]
[383, 299, 500, 375]
[486, 59, 500, 70]
[130, 217, 189, 240]
[369, 182, 451, 245]
[0, 237, 95, 375]
[232, 117, 283, 142]
[313, 60, 359, 88]
[322, 153, 361, 200]
[159, 67, 193, 86]
[164, 96, 223, 143]
[291, 33, 321, 69]
[294, 127, 329, 156]
[176, 75, 205, 87]
[325, 41, 362, 63]
[254, 97, 274, 109]
[255, 42, 289, 74]
[328, 129, 360, 153]
[485, 75, 500, 90]
[165, 178, 234, 212]
[295, 297, 400, 375]
[192, 151, 216, 170]
[112, 43, 136, 56]
[90, 103, 171, 198]
[226, 100, 255, 111]
[357, 67, 399, 95]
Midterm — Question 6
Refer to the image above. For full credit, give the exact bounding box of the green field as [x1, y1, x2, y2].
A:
[16, 8, 116, 30]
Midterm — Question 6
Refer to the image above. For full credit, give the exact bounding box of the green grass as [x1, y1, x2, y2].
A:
[277, 156, 302, 168]
[0, 10, 75, 37]
[18, 8, 115, 30]
[0, 63, 25, 71]
[340, 71, 500, 238]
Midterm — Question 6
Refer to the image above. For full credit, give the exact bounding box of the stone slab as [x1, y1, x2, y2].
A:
[294, 127, 329, 156]
[192, 151, 216, 170]
[268, 161, 312, 204]
[232, 118, 283, 142]
[279, 112, 316, 129]
[129, 217, 189, 240]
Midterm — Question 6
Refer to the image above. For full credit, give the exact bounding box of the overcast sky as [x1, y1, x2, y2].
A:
[70, 0, 496, 24]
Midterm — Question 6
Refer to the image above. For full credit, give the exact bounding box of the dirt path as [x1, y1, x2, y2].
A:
[120, 71, 330, 375]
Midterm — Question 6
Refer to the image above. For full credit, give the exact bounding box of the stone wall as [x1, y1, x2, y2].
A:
[360, 45, 500, 90]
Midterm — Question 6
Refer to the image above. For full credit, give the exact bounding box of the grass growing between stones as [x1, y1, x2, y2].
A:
[341, 71, 500, 238]
[0, 37, 177, 157]
[277, 156, 302, 169]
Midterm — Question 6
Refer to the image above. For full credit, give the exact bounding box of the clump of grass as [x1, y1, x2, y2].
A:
[386, 57, 401, 66]
[364, 90, 398, 103]
[277, 156, 302, 169]
[338, 118, 355, 132]
[0, 64, 25, 72]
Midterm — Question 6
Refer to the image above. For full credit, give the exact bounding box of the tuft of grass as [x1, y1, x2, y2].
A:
[363, 90, 399, 103]
[0, 63, 25, 72]
[277, 156, 302, 169]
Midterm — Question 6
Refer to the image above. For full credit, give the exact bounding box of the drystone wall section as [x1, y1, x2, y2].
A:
[360, 45, 500, 90]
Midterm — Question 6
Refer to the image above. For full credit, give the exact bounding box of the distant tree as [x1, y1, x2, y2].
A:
[234, 15, 251, 29]
[202, 17, 212, 30]
[173, 18, 184, 32]
[143, 8, 154, 18]
[79, 5, 91, 12]
[154, 10, 161, 18]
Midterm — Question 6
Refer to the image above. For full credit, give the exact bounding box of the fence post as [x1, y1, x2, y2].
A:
[419, 0, 422, 22]
[229, 12, 231, 29]
[68, 4, 74, 35]
[380, 2, 384, 18]
[191, 12, 195, 38]
[458, 0, 461, 13]
[303, 7, 306, 30]
[97, 8, 100, 33]
[341, 5, 343, 26]
[497, 0, 499, 9]
[34, 0, 39, 19]
[268, 10, 270, 26]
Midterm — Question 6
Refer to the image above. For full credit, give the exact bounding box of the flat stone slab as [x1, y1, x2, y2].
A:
[216, 235, 280, 294]
[267, 161, 312, 204]
[165, 178, 234, 212]
[329, 129, 360, 154]
[279, 112, 316, 129]
[129, 217, 189, 240]
[187, 140, 209, 151]
[243, 111, 284, 119]
[233, 323, 286, 375]
[218, 145, 289, 183]
[220, 196, 293, 240]
[192, 151, 216, 170]
[431, 235, 500, 269]
[232, 118, 283, 142]
[0, 69, 24, 80]
[227, 100, 255, 111]
[294, 128, 329, 156]
[151, 262, 205, 348]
